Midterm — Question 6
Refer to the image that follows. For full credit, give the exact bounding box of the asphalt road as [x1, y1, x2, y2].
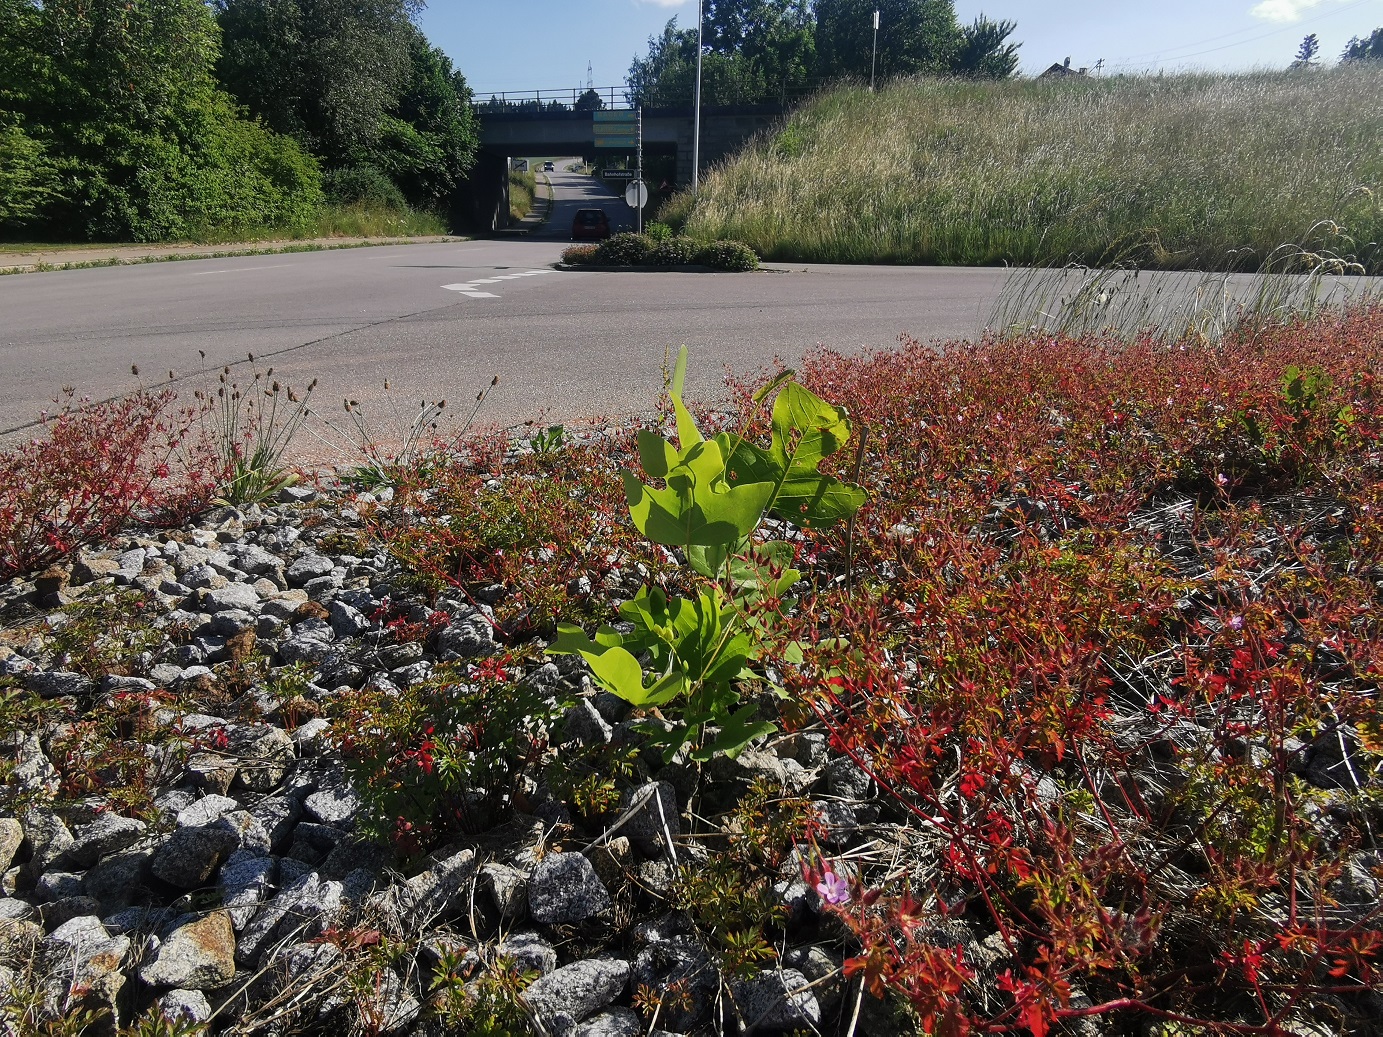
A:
[0, 163, 1010, 446]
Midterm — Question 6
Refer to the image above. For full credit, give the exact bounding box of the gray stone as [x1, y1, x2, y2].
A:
[219, 851, 277, 931]
[436, 611, 495, 660]
[151, 824, 242, 889]
[209, 610, 256, 635]
[563, 699, 613, 746]
[211, 811, 272, 856]
[1306, 725, 1366, 790]
[248, 796, 300, 852]
[574, 1008, 644, 1037]
[83, 847, 154, 912]
[176, 795, 241, 829]
[731, 968, 820, 1033]
[632, 937, 717, 1031]
[148, 663, 186, 687]
[158, 989, 213, 1024]
[496, 930, 558, 975]
[186, 753, 237, 796]
[528, 852, 612, 924]
[236, 872, 344, 966]
[291, 718, 332, 756]
[226, 723, 295, 792]
[286, 554, 335, 587]
[523, 957, 630, 1035]
[0, 899, 34, 922]
[278, 634, 336, 667]
[181, 564, 226, 591]
[481, 862, 529, 920]
[101, 674, 157, 694]
[203, 583, 262, 614]
[25, 670, 97, 700]
[12, 733, 61, 797]
[783, 946, 845, 1011]
[42, 916, 130, 1017]
[230, 544, 283, 578]
[387, 848, 478, 927]
[139, 911, 237, 990]
[826, 756, 874, 800]
[278, 486, 317, 504]
[23, 808, 74, 872]
[304, 785, 360, 828]
[0, 818, 22, 874]
[328, 600, 370, 638]
[36, 870, 85, 901]
[615, 782, 680, 859]
[69, 813, 147, 867]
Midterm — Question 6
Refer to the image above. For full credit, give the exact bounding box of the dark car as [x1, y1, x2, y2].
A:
[571, 208, 611, 241]
[543, 161, 555, 172]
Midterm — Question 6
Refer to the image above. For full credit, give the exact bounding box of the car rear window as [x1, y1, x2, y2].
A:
[577, 211, 604, 225]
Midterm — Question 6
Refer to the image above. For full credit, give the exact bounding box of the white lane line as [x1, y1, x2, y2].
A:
[441, 269, 556, 299]
[189, 263, 294, 277]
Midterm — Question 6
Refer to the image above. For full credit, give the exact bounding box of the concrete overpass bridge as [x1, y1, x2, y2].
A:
[459, 88, 790, 231]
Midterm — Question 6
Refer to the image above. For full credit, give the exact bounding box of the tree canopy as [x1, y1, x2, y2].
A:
[629, 0, 1024, 108]
[1342, 27, 1383, 62]
[0, 0, 322, 240]
[0, 0, 478, 239]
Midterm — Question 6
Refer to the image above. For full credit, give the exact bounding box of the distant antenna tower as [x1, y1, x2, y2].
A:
[586, 62, 594, 90]
[1094, 58, 1105, 75]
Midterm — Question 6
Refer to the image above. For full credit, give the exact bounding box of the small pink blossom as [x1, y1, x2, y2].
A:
[1228, 615, 1244, 630]
[816, 870, 852, 906]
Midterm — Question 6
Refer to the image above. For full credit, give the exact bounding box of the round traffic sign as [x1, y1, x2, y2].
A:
[625, 180, 649, 209]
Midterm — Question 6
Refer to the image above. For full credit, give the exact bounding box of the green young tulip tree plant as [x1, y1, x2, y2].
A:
[551, 347, 867, 762]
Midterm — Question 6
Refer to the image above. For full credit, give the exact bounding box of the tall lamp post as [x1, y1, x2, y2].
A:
[870, 9, 880, 92]
[692, 0, 704, 195]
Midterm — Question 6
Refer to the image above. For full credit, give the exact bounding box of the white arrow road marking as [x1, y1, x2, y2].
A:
[442, 269, 555, 299]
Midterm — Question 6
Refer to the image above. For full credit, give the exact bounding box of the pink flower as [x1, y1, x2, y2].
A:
[1228, 615, 1244, 631]
[816, 870, 852, 906]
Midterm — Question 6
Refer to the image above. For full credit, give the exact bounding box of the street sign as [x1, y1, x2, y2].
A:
[625, 180, 649, 209]
[602, 169, 635, 180]
[594, 110, 638, 149]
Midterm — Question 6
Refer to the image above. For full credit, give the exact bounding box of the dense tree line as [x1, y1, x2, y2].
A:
[1342, 27, 1383, 62]
[0, 0, 476, 242]
[629, 0, 1020, 107]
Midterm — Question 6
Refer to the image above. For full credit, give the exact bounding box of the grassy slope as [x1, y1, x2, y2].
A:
[666, 65, 1383, 270]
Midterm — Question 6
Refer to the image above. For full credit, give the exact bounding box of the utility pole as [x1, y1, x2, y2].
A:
[637, 107, 644, 235]
[870, 10, 880, 92]
[692, 0, 704, 196]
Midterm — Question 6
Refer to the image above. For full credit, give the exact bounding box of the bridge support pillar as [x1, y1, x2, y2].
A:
[455, 152, 510, 233]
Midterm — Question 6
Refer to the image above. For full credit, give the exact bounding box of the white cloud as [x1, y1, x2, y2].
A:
[1250, 0, 1330, 22]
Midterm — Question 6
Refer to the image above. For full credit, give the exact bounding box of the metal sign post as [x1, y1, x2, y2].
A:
[871, 10, 880, 92]
[636, 107, 643, 234]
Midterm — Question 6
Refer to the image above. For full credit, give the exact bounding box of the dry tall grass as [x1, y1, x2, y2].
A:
[665, 66, 1383, 270]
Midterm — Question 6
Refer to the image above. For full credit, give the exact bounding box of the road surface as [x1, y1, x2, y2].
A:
[0, 163, 1010, 445]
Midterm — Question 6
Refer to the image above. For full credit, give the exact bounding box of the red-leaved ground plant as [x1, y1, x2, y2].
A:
[734, 304, 1383, 1034]
[0, 386, 224, 580]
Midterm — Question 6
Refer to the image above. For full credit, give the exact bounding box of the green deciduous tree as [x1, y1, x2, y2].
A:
[352, 30, 478, 209]
[214, 0, 476, 212]
[214, 0, 420, 160]
[629, 18, 772, 107]
[0, 121, 60, 228]
[815, 0, 961, 80]
[0, 0, 322, 241]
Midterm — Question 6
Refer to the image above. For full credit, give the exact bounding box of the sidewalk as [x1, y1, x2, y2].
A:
[0, 234, 465, 275]
[495, 173, 553, 237]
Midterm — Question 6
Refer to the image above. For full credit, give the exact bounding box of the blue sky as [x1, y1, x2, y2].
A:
[417, 0, 1383, 95]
